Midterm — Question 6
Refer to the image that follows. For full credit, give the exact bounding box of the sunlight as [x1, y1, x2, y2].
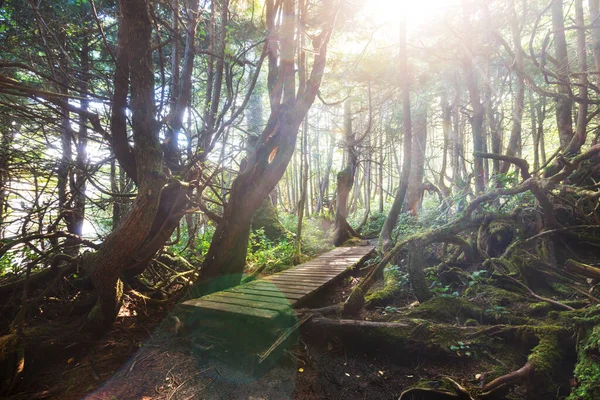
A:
[363, 0, 461, 30]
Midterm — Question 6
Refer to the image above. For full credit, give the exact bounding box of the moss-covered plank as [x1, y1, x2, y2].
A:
[203, 294, 293, 313]
[181, 298, 279, 320]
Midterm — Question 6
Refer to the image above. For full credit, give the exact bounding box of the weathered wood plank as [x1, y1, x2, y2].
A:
[241, 283, 309, 295]
[248, 281, 322, 291]
[280, 269, 345, 278]
[225, 287, 303, 301]
[185, 246, 374, 320]
[212, 291, 293, 305]
[181, 298, 279, 320]
[265, 276, 331, 285]
[203, 294, 292, 313]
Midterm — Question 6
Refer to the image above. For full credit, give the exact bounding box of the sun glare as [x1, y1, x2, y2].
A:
[363, 0, 460, 30]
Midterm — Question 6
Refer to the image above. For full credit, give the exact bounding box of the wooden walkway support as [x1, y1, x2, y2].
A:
[181, 245, 374, 323]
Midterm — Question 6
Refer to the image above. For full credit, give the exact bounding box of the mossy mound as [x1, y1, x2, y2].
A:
[407, 297, 485, 324]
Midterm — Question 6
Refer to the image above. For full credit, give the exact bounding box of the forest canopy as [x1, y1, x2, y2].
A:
[1, 0, 600, 399]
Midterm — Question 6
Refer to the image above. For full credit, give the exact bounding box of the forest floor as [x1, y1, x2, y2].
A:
[7, 256, 490, 400]
[9, 242, 594, 400]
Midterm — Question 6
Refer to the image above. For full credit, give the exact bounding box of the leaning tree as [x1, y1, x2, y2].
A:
[197, 0, 341, 293]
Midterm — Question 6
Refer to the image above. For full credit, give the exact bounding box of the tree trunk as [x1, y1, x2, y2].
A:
[551, 0, 574, 151]
[380, 15, 411, 252]
[333, 99, 359, 246]
[0, 120, 13, 240]
[71, 36, 89, 250]
[316, 132, 334, 215]
[296, 118, 309, 254]
[537, 97, 547, 165]
[590, 0, 600, 79]
[197, 0, 338, 294]
[501, 0, 525, 175]
[404, 103, 427, 215]
[464, 59, 486, 194]
[530, 91, 540, 171]
[83, 0, 189, 334]
[569, 0, 588, 154]
[378, 114, 384, 213]
[439, 94, 451, 196]
[407, 240, 432, 303]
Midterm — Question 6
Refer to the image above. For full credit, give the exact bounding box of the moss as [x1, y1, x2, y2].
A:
[568, 325, 600, 400]
[251, 198, 289, 241]
[464, 318, 478, 327]
[0, 333, 18, 363]
[340, 237, 367, 247]
[407, 296, 485, 324]
[365, 269, 404, 307]
[528, 333, 561, 375]
[465, 283, 526, 306]
[367, 318, 481, 359]
[528, 302, 553, 316]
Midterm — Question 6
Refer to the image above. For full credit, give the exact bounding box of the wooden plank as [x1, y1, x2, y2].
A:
[225, 287, 303, 301]
[267, 275, 336, 283]
[181, 298, 279, 320]
[289, 265, 349, 270]
[288, 268, 348, 274]
[212, 291, 293, 305]
[291, 262, 351, 268]
[270, 269, 344, 278]
[273, 276, 339, 284]
[265, 276, 331, 285]
[184, 246, 375, 322]
[296, 261, 354, 267]
[203, 294, 292, 313]
[247, 285, 314, 298]
[248, 281, 322, 291]
[253, 279, 324, 289]
[267, 272, 334, 280]
[242, 283, 309, 295]
[258, 313, 313, 364]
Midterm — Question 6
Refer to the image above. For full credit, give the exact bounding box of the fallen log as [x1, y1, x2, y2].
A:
[565, 259, 600, 280]
[310, 317, 409, 329]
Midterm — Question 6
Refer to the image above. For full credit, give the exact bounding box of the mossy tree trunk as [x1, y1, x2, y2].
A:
[333, 99, 360, 246]
[196, 0, 339, 294]
[406, 240, 432, 302]
[251, 196, 288, 241]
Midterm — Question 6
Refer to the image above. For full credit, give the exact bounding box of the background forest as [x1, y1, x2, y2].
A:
[1, 0, 600, 399]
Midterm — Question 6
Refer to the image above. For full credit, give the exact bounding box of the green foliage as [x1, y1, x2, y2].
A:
[279, 213, 334, 256]
[246, 228, 295, 274]
[484, 305, 510, 319]
[490, 170, 519, 189]
[449, 341, 473, 357]
[358, 211, 388, 238]
[427, 270, 459, 298]
[0, 251, 15, 275]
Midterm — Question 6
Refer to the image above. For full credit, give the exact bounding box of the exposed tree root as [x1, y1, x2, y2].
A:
[482, 363, 534, 392]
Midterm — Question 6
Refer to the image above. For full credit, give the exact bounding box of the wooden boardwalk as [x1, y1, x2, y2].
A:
[181, 245, 374, 322]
